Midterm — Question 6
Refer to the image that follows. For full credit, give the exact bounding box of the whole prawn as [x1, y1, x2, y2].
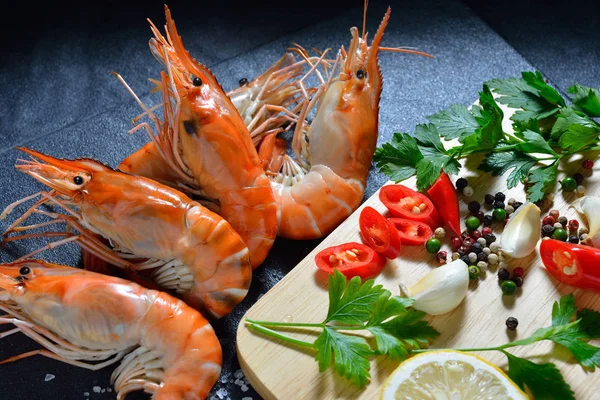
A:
[116, 7, 279, 269]
[0, 260, 222, 399]
[262, 7, 432, 239]
[1, 147, 252, 318]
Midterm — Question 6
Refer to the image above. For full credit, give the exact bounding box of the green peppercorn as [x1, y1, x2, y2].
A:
[560, 177, 577, 192]
[468, 265, 480, 280]
[501, 280, 517, 295]
[425, 237, 442, 254]
[552, 228, 568, 241]
[465, 216, 481, 231]
[492, 208, 507, 222]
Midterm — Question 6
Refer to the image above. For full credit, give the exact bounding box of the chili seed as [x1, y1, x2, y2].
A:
[568, 235, 579, 244]
[558, 216, 568, 227]
[552, 228, 568, 241]
[542, 216, 555, 226]
[468, 265, 481, 280]
[419, 203, 427, 211]
[484, 194, 495, 205]
[506, 317, 519, 331]
[574, 173, 584, 185]
[498, 268, 510, 281]
[425, 237, 442, 254]
[493, 208, 507, 221]
[512, 276, 523, 287]
[463, 186, 474, 197]
[495, 192, 506, 202]
[493, 200, 505, 209]
[501, 280, 517, 295]
[549, 209, 560, 220]
[468, 201, 481, 213]
[582, 159, 594, 169]
[456, 177, 468, 190]
[412, 206, 421, 214]
[329, 255, 337, 264]
[541, 224, 555, 237]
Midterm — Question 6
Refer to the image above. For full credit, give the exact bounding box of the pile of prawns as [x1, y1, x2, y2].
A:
[0, 4, 430, 399]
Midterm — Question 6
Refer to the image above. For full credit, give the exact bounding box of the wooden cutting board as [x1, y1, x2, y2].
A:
[236, 106, 600, 399]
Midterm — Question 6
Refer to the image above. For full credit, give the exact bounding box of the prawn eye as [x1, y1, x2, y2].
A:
[183, 120, 195, 135]
[238, 77, 248, 86]
[73, 176, 84, 185]
[192, 75, 203, 87]
[19, 266, 31, 276]
[356, 69, 365, 80]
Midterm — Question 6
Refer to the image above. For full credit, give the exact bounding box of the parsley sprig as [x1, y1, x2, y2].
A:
[374, 71, 600, 201]
[245, 270, 439, 388]
[246, 272, 600, 398]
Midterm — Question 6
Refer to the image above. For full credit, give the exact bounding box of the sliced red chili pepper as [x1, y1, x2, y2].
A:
[314, 242, 386, 280]
[426, 172, 461, 236]
[379, 185, 441, 228]
[539, 239, 600, 291]
[387, 218, 433, 246]
[359, 206, 402, 259]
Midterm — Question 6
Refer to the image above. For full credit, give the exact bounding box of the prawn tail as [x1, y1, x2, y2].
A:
[277, 165, 364, 240]
[219, 175, 278, 269]
[178, 205, 252, 318]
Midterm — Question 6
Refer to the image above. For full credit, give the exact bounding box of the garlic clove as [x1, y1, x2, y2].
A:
[499, 202, 540, 258]
[400, 259, 469, 316]
[572, 196, 600, 248]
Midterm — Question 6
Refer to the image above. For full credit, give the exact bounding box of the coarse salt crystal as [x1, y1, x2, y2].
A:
[242, 397, 253, 400]
[83, 393, 89, 397]
[216, 388, 228, 399]
[93, 386, 101, 393]
[241, 385, 249, 392]
[101, 388, 106, 393]
[44, 374, 55, 382]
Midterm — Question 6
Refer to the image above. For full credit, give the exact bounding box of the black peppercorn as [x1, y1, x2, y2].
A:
[475, 211, 485, 222]
[498, 268, 510, 281]
[557, 216, 568, 227]
[468, 201, 481, 213]
[495, 192, 506, 202]
[483, 215, 493, 226]
[471, 242, 483, 254]
[569, 235, 579, 244]
[493, 200, 505, 209]
[457, 247, 466, 257]
[477, 252, 487, 262]
[513, 201, 523, 210]
[484, 233, 496, 245]
[506, 317, 519, 331]
[460, 255, 471, 265]
[574, 173, 584, 185]
[541, 224, 555, 237]
[456, 178, 468, 191]
[512, 276, 523, 287]
[484, 194, 495, 205]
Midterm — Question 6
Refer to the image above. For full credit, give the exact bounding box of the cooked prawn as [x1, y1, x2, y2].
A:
[1, 147, 252, 318]
[263, 6, 432, 239]
[117, 7, 279, 269]
[0, 259, 222, 399]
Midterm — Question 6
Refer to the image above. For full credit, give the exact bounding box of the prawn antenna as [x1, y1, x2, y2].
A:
[362, 0, 369, 38]
[379, 46, 435, 59]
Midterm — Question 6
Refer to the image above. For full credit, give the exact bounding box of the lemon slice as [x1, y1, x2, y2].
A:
[380, 350, 529, 400]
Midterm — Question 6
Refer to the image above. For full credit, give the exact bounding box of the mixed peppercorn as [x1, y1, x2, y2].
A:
[540, 209, 589, 244]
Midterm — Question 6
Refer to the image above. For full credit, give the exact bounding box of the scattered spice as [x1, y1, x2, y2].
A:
[506, 317, 519, 331]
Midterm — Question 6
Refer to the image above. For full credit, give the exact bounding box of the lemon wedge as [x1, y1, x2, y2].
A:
[380, 350, 529, 400]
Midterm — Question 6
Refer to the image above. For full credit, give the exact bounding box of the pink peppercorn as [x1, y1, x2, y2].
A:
[542, 216, 555, 226]
[513, 267, 524, 278]
[482, 226, 493, 236]
[471, 230, 482, 240]
[549, 210, 560, 220]
[451, 237, 462, 251]
[583, 159, 594, 169]
[568, 219, 580, 231]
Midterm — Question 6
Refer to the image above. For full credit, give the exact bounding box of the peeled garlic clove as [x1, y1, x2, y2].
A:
[399, 259, 469, 316]
[572, 196, 600, 248]
[499, 202, 540, 258]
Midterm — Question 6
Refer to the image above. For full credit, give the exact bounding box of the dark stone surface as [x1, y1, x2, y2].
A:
[0, 0, 596, 399]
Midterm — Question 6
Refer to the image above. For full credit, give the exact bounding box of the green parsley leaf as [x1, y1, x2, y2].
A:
[314, 327, 372, 388]
[552, 293, 577, 326]
[551, 333, 600, 370]
[426, 104, 479, 140]
[558, 123, 600, 153]
[479, 151, 537, 189]
[461, 85, 504, 153]
[550, 106, 598, 142]
[373, 133, 423, 182]
[527, 161, 558, 202]
[486, 76, 534, 108]
[325, 270, 387, 325]
[516, 130, 556, 155]
[522, 71, 566, 107]
[505, 352, 575, 400]
[568, 84, 600, 118]
[578, 308, 600, 338]
[414, 123, 446, 152]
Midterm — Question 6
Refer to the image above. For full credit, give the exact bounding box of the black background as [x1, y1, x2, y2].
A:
[1, 0, 598, 399]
